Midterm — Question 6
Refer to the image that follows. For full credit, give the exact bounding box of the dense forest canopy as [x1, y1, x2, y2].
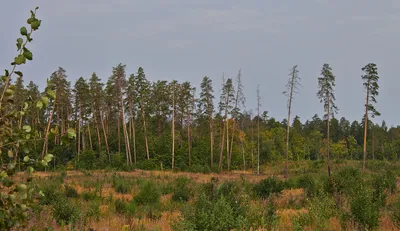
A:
[4, 63, 399, 172]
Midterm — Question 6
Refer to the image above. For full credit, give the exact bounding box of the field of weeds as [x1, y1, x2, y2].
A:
[22, 160, 400, 230]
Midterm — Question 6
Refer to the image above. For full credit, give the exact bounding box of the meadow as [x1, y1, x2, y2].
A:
[21, 160, 400, 231]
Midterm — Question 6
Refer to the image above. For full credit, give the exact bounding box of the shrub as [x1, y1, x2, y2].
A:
[254, 177, 284, 199]
[39, 181, 63, 205]
[64, 185, 79, 198]
[81, 191, 99, 201]
[295, 174, 318, 198]
[112, 176, 130, 194]
[77, 150, 97, 169]
[350, 187, 380, 230]
[390, 198, 400, 228]
[327, 167, 363, 196]
[172, 177, 191, 202]
[371, 170, 396, 208]
[84, 201, 101, 221]
[52, 198, 81, 225]
[134, 181, 160, 205]
[114, 199, 136, 215]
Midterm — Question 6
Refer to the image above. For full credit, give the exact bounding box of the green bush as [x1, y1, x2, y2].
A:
[350, 187, 380, 230]
[327, 167, 363, 196]
[134, 181, 160, 205]
[371, 170, 396, 208]
[389, 198, 400, 228]
[172, 177, 191, 202]
[77, 150, 97, 169]
[114, 199, 136, 215]
[64, 185, 79, 198]
[254, 177, 284, 199]
[84, 201, 101, 221]
[81, 191, 99, 201]
[295, 174, 318, 198]
[112, 176, 130, 194]
[52, 198, 81, 225]
[39, 181, 63, 205]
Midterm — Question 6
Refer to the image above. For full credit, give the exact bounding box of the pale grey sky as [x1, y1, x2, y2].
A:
[1, 0, 399, 126]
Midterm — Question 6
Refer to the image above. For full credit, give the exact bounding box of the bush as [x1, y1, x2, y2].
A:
[254, 177, 284, 199]
[390, 198, 400, 228]
[84, 201, 101, 221]
[52, 198, 81, 225]
[81, 191, 99, 201]
[77, 150, 97, 169]
[172, 177, 191, 202]
[327, 167, 363, 196]
[114, 199, 136, 215]
[295, 174, 318, 198]
[134, 181, 160, 205]
[371, 170, 396, 207]
[39, 181, 63, 205]
[112, 176, 130, 194]
[64, 185, 79, 198]
[350, 187, 380, 230]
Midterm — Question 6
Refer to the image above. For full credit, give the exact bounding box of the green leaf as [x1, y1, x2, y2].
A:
[41, 96, 49, 107]
[23, 125, 31, 133]
[35, 6, 39, 10]
[7, 162, 16, 170]
[23, 48, 33, 60]
[16, 38, 23, 50]
[14, 54, 26, 65]
[23, 147, 30, 154]
[27, 17, 34, 24]
[68, 128, 76, 139]
[23, 156, 30, 162]
[50, 126, 58, 134]
[7, 150, 13, 158]
[46, 89, 56, 99]
[39, 190, 44, 197]
[44, 154, 54, 163]
[36, 100, 43, 109]
[24, 102, 29, 110]
[20, 27, 28, 36]
[31, 20, 41, 31]
[0, 170, 8, 179]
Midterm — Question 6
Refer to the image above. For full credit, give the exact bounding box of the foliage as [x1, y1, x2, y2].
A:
[253, 177, 284, 199]
[64, 185, 79, 198]
[172, 177, 191, 202]
[134, 181, 160, 205]
[350, 186, 380, 230]
[52, 197, 81, 225]
[114, 199, 136, 215]
[112, 176, 130, 194]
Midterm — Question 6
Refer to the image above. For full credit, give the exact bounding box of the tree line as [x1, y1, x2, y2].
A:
[2, 62, 399, 174]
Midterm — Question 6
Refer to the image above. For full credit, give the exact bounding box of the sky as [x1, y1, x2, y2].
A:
[1, 0, 399, 126]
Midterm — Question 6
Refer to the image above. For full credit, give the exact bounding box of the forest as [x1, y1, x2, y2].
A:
[2, 6, 400, 231]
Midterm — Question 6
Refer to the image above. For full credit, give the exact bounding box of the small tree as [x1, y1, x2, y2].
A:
[317, 63, 338, 177]
[361, 63, 380, 173]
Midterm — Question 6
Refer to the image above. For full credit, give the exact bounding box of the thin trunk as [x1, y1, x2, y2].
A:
[120, 104, 131, 165]
[251, 116, 254, 170]
[172, 88, 175, 170]
[100, 109, 111, 161]
[219, 121, 225, 171]
[77, 118, 81, 157]
[42, 97, 56, 158]
[141, 101, 150, 160]
[372, 134, 375, 160]
[224, 93, 230, 171]
[362, 89, 369, 173]
[285, 73, 295, 178]
[210, 115, 214, 168]
[88, 123, 93, 150]
[187, 107, 191, 167]
[327, 99, 331, 177]
[128, 102, 137, 164]
[117, 116, 121, 153]
[257, 113, 260, 175]
[229, 112, 236, 171]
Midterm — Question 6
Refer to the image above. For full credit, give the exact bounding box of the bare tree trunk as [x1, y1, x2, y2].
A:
[141, 101, 150, 160]
[128, 102, 137, 164]
[251, 114, 254, 171]
[372, 133, 375, 160]
[327, 99, 331, 177]
[120, 104, 132, 165]
[257, 114, 260, 175]
[219, 121, 225, 171]
[362, 90, 369, 173]
[100, 109, 111, 161]
[88, 124, 93, 150]
[210, 115, 214, 168]
[42, 97, 57, 158]
[187, 107, 191, 167]
[172, 87, 175, 170]
[117, 116, 121, 154]
[77, 117, 81, 157]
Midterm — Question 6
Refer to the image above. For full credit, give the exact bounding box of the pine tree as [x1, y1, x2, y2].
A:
[73, 77, 90, 156]
[199, 76, 215, 167]
[361, 63, 380, 173]
[135, 67, 150, 160]
[317, 63, 338, 176]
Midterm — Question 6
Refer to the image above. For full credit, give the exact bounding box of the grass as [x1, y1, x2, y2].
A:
[23, 160, 400, 230]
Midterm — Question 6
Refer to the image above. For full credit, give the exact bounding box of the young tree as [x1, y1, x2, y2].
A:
[361, 63, 380, 173]
[317, 63, 338, 176]
[198, 76, 215, 167]
[283, 65, 301, 178]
